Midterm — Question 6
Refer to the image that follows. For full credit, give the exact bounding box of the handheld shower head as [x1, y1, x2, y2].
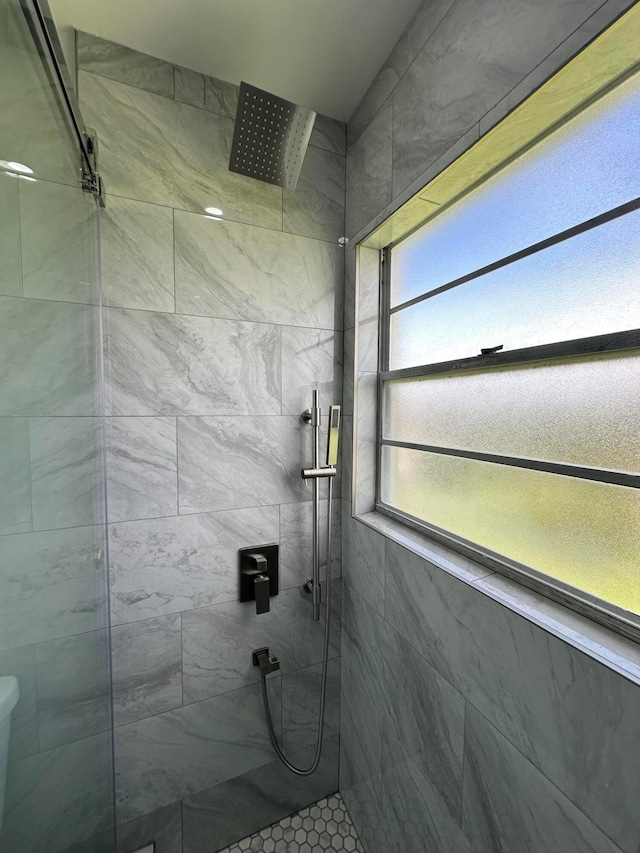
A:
[326, 405, 341, 467]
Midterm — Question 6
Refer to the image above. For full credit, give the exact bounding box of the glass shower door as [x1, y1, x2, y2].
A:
[0, 0, 115, 850]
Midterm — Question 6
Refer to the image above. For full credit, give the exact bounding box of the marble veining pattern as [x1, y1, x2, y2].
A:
[28, 416, 103, 531]
[0, 525, 107, 650]
[104, 307, 281, 416]
[114, 680, 282, 822]
[111, 613, 183, 726]
[79, 71, 282, 228]
[281, 325, 342, 417]
[462, 705, 623, 853]
[108, 505, 279, 624]
[101, 195, 175, 312]
[174, 211, 341, 329]
[282, 145, 346, 243]
[181, 582, 341, 703]
[35, 629, 111, 750]
[279, 499, 342, 590]
[177, 416, 312, 513]
[182, 738, 340, 853]
[0, 417, 31, 535]
[310, 115, 347, 156]
[174, 66, 239, 118]
[106, 416, 178, 522]
[0, 295, 100, 417]
[346, 99, 393, 239]
[281, 658, 341, 755]
[77, 31, 175, 97]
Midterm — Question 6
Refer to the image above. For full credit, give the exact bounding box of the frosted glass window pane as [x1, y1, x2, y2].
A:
[381, 446, 640, 616]
[391, 71, 640, 307]
[383, 352, 640, 473]
[389, 208, 640, 370]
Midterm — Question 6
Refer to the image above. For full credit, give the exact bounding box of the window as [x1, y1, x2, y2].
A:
[377, 67, 640, 636]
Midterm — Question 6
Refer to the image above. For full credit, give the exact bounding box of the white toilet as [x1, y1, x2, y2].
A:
[0, 676, 19, 833]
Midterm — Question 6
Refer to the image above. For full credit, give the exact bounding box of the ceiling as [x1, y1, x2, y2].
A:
[48, 0, 424, 122]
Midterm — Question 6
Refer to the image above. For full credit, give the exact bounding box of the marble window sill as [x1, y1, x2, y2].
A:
[355, 509, 640, 687]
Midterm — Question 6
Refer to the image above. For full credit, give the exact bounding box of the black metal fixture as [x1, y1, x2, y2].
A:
[239, 544, 279, 614]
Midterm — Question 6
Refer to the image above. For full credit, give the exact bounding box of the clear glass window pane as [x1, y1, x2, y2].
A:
[383, 352, 640, 474]
[389, 208, 640, 370]
[390, 70, 640, 307]
[381, 446, 640, 616]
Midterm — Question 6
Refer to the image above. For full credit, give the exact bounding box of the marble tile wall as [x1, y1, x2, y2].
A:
[342, 2, 640, 853]
[75, 31, 346, 852]
[345, 0, 638, 240]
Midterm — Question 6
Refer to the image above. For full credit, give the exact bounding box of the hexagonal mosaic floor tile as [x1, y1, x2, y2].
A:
[217, 792, 365, 853]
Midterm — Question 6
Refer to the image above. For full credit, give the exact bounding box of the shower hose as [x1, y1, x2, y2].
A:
[259, 476, 334, 776]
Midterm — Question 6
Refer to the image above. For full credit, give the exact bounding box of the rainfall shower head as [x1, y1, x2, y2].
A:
[229, 82, 316, 190]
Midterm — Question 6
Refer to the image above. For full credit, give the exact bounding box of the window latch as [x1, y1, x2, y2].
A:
[480, 344, 504, 355]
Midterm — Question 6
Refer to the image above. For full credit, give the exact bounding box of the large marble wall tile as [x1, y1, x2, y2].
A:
[380, 730, 473, 853]
[101, 196, 175, 312]
[346, 99, 392, 239]
[174, 211, 340, 329]
[79, 71, 282, 228]
[174, 65, 238, 118]
[115, 680, 281, 822]
[281, 325, 342, 417]
[0, 644, 38, 760]
[310, 115, 346, 156]
[0, 525, 107, 649]
[283, 145, 345, 242]
[279, 499, 342, 590]
[0, 417, 31, 534]
[182, 583, 340, 703]
[281, 657, 341, 754]
[108, 505, 279, 624]
[391, 0, 606, 197]
[0, 172, 21, 296]
[2, 732, 114, 853]
[380, 620, 465, 823]
[106, 416, 178, 522]
[77, 32, 175, 98]
[182, 736, 339, 853]
[116, 801, 182, 853]
[339, 715, 385, 853]
[111, 614, 182, 726]
[347, 0, 456, 151]
[385, 539, 640, 853]
[36, 629, 111, 750]
[340, 587, 386, 801]
[20, 179, 98, 304]
[177, 416, 310, 513]
[342, 511, 385, 614]
[343, 240, 356, 332]
[104, 308, 281, 416]
[29, 416, 103, 530]
[462, 705, 622, 853]
[0, 296, 100, 417]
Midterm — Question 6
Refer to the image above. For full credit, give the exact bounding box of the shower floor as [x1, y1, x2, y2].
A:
[217, 792, 365, 852]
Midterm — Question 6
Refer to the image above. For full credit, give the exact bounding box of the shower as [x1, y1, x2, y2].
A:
[255, 390, 341, 776]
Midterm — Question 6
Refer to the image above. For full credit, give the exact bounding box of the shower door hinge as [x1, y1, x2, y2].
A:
[81, 129, 105, 206]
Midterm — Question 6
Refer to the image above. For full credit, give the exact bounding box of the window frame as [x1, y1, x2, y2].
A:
[375, 206, 640, 645]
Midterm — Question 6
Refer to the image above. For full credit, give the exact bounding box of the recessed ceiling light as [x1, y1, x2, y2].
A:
[18, 175, 36, 182]
[205, 215, 223, 221]
[0, 160, 33, 174]
[204, 206, 223, 216]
